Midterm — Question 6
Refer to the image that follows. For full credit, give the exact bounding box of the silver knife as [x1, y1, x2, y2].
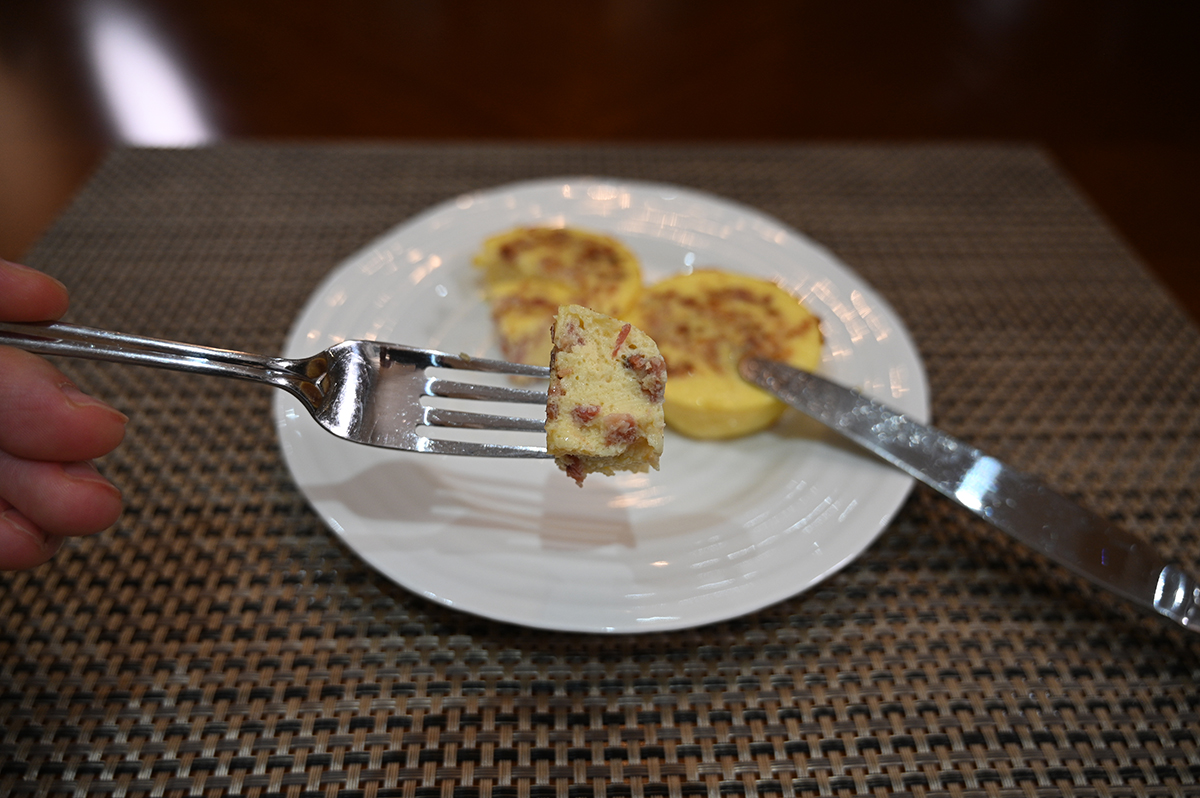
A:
[740, 356, 1200, 632]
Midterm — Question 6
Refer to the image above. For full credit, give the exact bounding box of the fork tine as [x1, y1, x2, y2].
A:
[425, 376, 547, 404]
[416, 438, 549, 458]
[365, 343, 552, 457]
[422, 406, 546, 432]
[427, 350, 551, 379]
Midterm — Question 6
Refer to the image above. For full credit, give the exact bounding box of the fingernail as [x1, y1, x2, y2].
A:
[1, 509, 57, 552]
[60, 383, 128, 423]
[63, 461, 122, 495]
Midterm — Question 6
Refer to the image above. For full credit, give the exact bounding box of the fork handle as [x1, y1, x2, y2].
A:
[0, 321, 307, 390]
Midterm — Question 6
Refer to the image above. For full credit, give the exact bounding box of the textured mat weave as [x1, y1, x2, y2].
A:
[3, 144, 1199, 797]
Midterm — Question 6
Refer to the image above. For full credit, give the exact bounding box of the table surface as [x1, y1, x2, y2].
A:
[3, 143, 1200, 797]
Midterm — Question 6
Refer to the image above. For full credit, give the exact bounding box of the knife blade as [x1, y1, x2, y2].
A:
[739, 356, 1200, 632]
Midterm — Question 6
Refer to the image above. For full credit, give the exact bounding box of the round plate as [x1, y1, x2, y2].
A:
[275, 178, 929, 633]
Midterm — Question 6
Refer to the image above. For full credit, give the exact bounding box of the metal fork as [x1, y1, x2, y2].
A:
[0, 322, 551, 458]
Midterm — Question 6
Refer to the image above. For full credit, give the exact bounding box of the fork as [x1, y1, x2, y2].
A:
[0, 321, 551, 458]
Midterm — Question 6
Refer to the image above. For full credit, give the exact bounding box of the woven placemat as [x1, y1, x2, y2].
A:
[3, 144, 1199, 797]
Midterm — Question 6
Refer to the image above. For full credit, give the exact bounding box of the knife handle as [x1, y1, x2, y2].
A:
[741, 357, 1200, 632]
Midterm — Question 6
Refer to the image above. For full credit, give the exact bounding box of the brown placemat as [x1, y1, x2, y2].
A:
[3, 144, 1199, 797]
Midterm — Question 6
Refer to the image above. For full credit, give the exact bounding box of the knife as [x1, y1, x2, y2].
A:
[740, 356, 1200, 632]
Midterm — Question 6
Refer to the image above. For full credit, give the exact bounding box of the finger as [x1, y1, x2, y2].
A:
[0, 497, 66, 571]
[0, 258, 70, 321]
[0, 452, 123, 538]
[0, 347, 127, 462]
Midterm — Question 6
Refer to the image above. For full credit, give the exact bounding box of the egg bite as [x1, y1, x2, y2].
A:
[474, 227, 643, 366]
[634, 269, 822, 439]
[545, 305, 666, 486]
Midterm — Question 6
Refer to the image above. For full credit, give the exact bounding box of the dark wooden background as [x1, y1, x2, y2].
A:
[2, 0, 1196, 319]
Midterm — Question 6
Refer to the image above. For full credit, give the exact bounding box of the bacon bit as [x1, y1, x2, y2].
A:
[496, 234, 538, 262]
[501, 337, 528, 365]
[578, 243, 620, 271]
[611, 323, 632, 358]
[492, 294, 559, 316]
[602, 413, 639, 446]
[546, 381, 564, 421]
[571, 404, 601, 425]
[786, 318, 818, 337]
[625, 354, 667, 403]
[713, 286, 772, 305]
[555, 321, 585, 352]
[563, 456, 587, 487]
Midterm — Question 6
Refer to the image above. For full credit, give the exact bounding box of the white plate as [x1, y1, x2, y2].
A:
[275, 178, 928, 634]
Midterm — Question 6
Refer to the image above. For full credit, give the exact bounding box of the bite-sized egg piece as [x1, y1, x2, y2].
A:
[474, 227, 643, 366]
[546, 305, 666, 486]
[635, 269, 822, 439]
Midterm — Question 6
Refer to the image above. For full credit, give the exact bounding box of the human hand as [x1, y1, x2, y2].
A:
[0, 259, 127, 570]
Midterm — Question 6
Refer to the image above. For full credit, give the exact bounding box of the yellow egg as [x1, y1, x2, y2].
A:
[635, 269, 822, 439]
[474, 227, 643, 366]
